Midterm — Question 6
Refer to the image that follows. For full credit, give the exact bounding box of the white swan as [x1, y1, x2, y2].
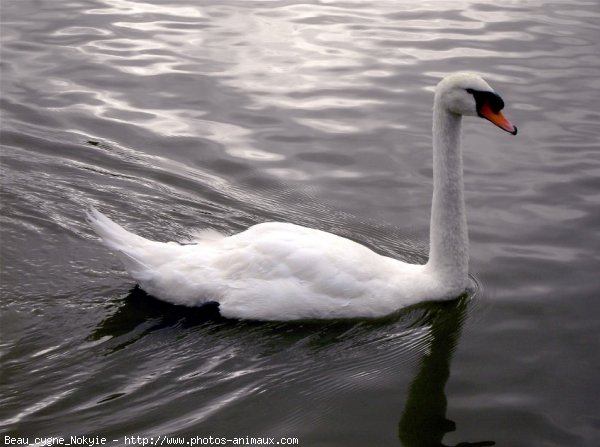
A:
[88, 72, 517, 321]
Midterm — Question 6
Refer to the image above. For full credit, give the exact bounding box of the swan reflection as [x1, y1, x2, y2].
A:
[399, 297, 494, 447]
[90, 289, 495, 446]
[88, 286, 223, 352]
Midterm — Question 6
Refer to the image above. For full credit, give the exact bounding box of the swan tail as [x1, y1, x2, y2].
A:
[86, 207, 158, 277]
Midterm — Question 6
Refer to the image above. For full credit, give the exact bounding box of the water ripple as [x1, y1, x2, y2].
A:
[2, 0, 600, 445]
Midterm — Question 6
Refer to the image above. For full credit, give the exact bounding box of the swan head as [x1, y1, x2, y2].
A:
[436, 72, 517, 135]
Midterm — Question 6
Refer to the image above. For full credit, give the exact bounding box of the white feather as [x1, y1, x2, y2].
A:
[88, 72, 516, 321]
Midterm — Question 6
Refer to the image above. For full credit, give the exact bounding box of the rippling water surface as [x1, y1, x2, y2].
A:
[2, 0, 599, 445]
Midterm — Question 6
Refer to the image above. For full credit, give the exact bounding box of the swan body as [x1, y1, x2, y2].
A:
[88, 72, 516, 321]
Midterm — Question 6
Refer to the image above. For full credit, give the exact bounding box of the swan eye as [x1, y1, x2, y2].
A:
[466, 88, 475, 94]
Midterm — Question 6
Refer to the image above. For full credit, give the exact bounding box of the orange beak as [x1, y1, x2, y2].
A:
[479, 102, 517, 135]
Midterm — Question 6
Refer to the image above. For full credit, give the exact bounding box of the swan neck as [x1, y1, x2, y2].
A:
[426, 100, 468, 287]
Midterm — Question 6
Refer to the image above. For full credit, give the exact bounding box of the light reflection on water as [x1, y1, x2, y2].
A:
[1, 0, 599, 445]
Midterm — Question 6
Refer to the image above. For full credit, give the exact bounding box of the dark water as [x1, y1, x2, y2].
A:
[1, 0, 599, 445]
